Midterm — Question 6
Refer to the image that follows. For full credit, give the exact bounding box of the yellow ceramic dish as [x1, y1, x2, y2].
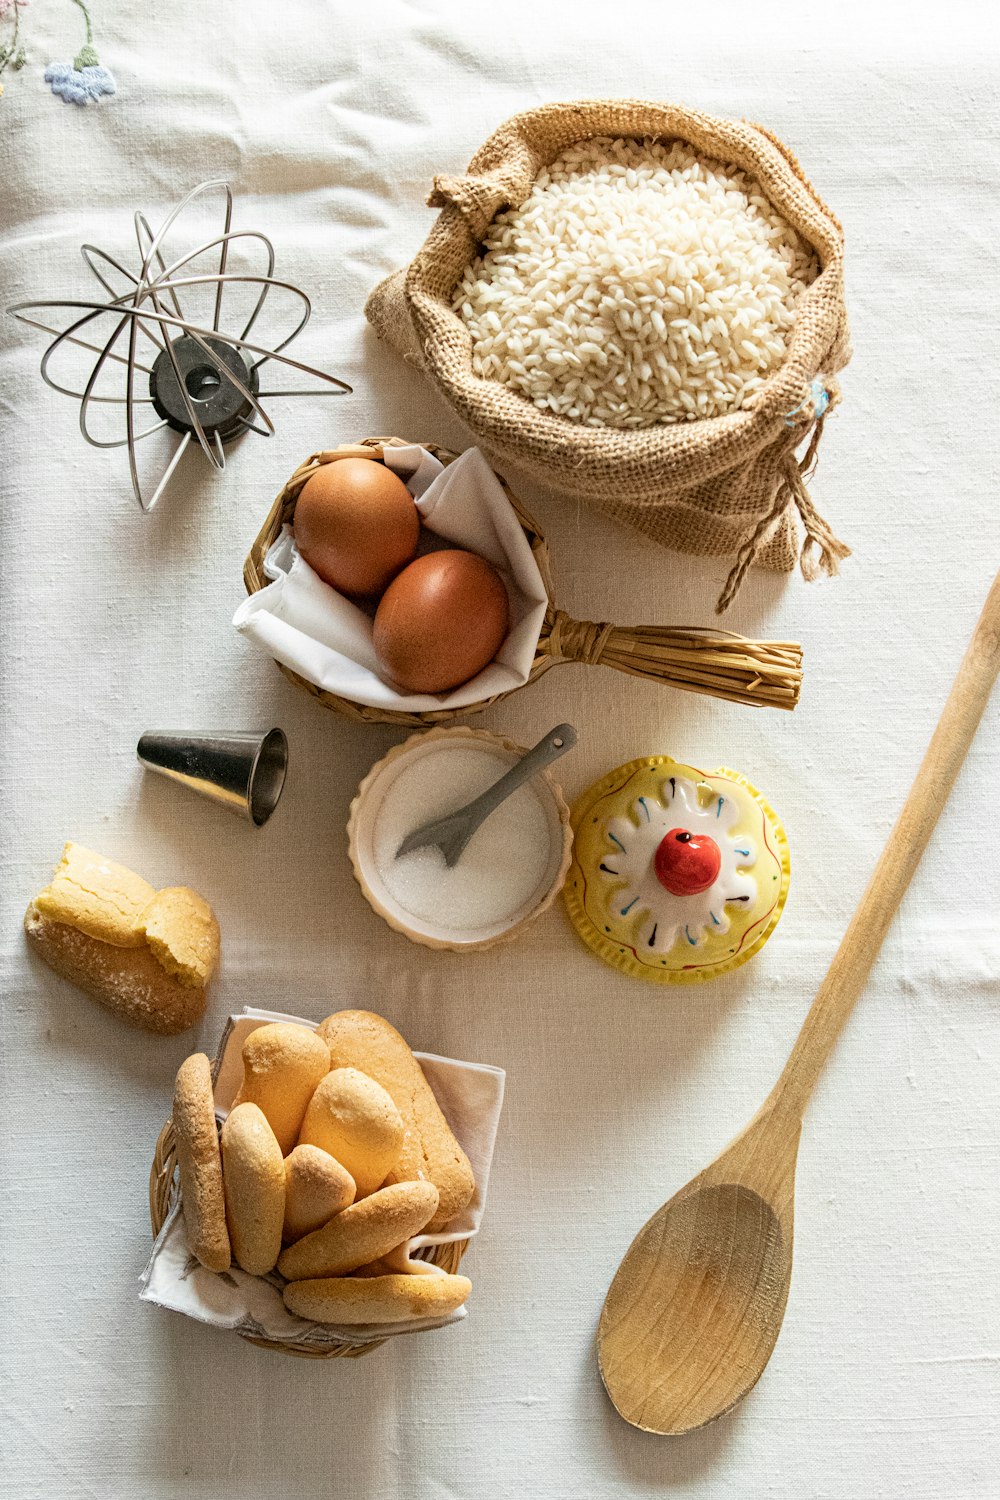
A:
[563, 756, 790, 984]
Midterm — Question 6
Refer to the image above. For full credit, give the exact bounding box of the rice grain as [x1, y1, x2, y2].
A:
[454, 137, 818, 428]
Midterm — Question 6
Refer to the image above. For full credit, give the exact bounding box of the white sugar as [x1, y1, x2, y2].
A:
[371, 746, 553, 933]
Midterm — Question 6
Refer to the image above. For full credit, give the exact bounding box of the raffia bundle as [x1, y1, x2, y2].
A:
[365, 100, 851, 611]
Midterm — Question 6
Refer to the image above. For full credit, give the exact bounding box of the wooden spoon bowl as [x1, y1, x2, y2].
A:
[599, 1110, 798, 1434]
[600, 1185, 789, 1434]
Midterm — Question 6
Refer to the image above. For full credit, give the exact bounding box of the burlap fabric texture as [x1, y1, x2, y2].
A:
[366, 100, 851, 612]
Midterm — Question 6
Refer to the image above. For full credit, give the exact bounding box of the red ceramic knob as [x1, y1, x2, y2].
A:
[654, 828, 722, 896]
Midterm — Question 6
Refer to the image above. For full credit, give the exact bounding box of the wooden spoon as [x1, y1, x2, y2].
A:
[598, 569, 1000, 1435]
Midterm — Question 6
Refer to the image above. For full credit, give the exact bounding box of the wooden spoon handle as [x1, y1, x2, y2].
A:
[771, 567, 1000, 1120]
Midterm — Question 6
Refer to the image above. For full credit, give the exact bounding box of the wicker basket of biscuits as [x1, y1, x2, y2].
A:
[145, 1009, 503, 1359]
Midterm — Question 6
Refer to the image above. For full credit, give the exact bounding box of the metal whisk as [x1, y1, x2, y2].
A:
[8, 179, 352, 511]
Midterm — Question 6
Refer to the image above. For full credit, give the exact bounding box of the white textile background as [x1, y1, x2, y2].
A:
[1, 3, 998, 1498]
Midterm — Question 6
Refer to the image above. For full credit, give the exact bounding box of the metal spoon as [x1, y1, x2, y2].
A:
[598, 568, 1000, 1435]
[396, 723, 577, 868]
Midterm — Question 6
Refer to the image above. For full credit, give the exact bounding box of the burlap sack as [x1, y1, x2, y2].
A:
[366, 100, 851, 611]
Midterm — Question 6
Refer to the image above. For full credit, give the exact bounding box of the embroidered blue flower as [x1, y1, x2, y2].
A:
[44, 6, 117, 106]
[45, 58, 115, 105]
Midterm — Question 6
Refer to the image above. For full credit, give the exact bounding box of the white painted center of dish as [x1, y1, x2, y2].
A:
[370, 746, 553, 933]
[599, 774, 758, 954]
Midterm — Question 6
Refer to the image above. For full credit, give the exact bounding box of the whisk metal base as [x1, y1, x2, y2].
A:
[149, 335, 259, 442]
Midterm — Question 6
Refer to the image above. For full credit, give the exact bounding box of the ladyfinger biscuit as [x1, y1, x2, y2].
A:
[352, 1241, 440, 1277]
[283, 1145, 356, 1243]
[140, 887, 220, 988]
[221, 1103, 285, 1275]
[24, 906, 207, 1035]
[232, 1023, 330, 1155]
[276, 1180, 439, 1281]
[283, 1271, 472, 1325]
[25, 844, 219, 1035]
[297, 1067, 403, 1197]
[172, 1053, 230, 1273]
[33, 842, 154, 947]
[316, 1011, 474, 1232]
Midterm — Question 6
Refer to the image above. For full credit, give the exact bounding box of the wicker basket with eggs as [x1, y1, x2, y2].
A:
[241, 438, 804, 727]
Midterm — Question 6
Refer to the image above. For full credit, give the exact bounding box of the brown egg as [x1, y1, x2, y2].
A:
[373, 550, 510, 694]
[293, 458, 420, 596]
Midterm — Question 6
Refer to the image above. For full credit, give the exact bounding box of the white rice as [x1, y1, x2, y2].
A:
[453, 137, 819, 429]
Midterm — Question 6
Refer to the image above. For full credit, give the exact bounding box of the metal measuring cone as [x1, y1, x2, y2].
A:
[137, 728, 288, 826]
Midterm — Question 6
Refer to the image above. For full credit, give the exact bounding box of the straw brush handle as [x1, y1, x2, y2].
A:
[772, 567, 1000, 1119]
[544, 608, 803, 711]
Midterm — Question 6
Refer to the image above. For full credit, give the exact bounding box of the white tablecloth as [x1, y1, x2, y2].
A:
[1, 3, 998, 1497]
